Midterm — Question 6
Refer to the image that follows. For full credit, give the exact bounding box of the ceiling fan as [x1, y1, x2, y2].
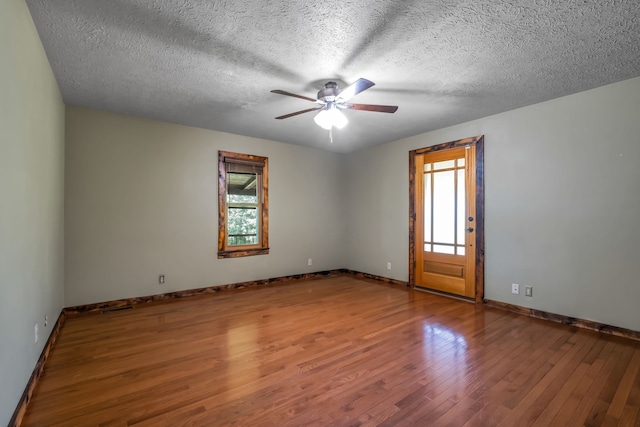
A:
[271, 78, 398, 130]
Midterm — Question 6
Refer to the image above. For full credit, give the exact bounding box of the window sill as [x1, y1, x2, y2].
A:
[218, 247, 270, 259]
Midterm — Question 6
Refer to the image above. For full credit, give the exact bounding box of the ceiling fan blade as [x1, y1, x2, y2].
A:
[342, 103, 398, 113]
[271, 89, 317, 103]
[336, 78, 375, 102]
[275, 106, 324, 120]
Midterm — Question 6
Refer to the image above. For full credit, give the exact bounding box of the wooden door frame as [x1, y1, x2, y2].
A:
[409, 135, 485, 303]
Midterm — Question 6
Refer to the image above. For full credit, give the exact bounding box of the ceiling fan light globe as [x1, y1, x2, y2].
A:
[314, 108, 348, 130]
[331, 109, 348, 129]
[314, 110, 333, 130]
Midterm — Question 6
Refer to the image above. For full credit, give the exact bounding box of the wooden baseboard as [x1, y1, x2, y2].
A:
[64, 270, 343, 316]
[341, 269, 409, 287]
[484, 299, 640, 342]
[64, 269, 411, 317]
[9, 311, 66, 427]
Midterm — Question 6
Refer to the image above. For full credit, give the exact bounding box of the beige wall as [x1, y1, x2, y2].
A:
[64, 107, 347, 306]
[345, 77, 640, 331]
[0, 0, 65, 424]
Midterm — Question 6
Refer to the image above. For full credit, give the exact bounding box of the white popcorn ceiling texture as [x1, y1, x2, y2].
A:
[26, 0, 640, 152]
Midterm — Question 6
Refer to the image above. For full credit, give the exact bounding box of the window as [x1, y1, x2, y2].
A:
[218, 151, 268, 258]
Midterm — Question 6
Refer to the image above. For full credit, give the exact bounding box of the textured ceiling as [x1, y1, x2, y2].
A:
[26, 0, 640, 153]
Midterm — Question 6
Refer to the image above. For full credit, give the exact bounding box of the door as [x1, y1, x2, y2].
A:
[413, 145, 477, 298]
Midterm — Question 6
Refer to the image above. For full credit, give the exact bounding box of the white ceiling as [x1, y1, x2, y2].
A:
[26, 0, 640, 153]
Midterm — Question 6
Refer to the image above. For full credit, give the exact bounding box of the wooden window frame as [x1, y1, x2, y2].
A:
[218, 151, 269, 258]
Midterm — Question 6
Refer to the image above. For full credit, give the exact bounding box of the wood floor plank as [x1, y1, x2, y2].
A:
[565, 339, 629, 427]
[529, 361, 591, 426]
[603, 345, 640, 422]
[497, 333, 591, 426]
[20, 276, 640, 426]
[617, 405, 639, 426]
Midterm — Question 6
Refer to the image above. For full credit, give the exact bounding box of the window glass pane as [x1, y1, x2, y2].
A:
[457, 158, 465, 167]
[227, 206, 258, 246]
[457, 169, 466, 245]
[433, 244, 455, 254]
[424, 163, 431, 172]
[424, 173, 431, 242]
[433, 170, 455, 244]
[457, 246, 465, 256]
[433, 160, 455, 170]
[227, 172, 257, 203]
[424, 243, 431, 252]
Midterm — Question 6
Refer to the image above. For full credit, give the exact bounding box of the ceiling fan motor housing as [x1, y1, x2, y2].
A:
[317, 82, 341, 103]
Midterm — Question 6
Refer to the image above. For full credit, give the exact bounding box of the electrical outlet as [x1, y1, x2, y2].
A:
[44, 315, 48, 328]
[387, 262, 391, 270]
[308, 258, 312, 266]
[512, 283, 519, 295]
[34, 323, 39, 343]
[525, 286, 533, 297]
[159, 275, 165, 284]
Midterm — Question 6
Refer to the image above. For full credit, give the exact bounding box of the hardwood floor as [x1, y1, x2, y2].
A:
[22, 276, 640, 426]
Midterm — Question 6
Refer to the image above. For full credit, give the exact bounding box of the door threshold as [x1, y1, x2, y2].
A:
[414, 286, 475, 303]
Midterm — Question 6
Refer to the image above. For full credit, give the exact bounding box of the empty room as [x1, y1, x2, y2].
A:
[2, 0, 640, 425]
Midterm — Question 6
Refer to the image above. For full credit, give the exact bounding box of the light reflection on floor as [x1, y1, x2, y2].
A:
[422, 323, 469, 375]
[225, 323, 259, 400]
